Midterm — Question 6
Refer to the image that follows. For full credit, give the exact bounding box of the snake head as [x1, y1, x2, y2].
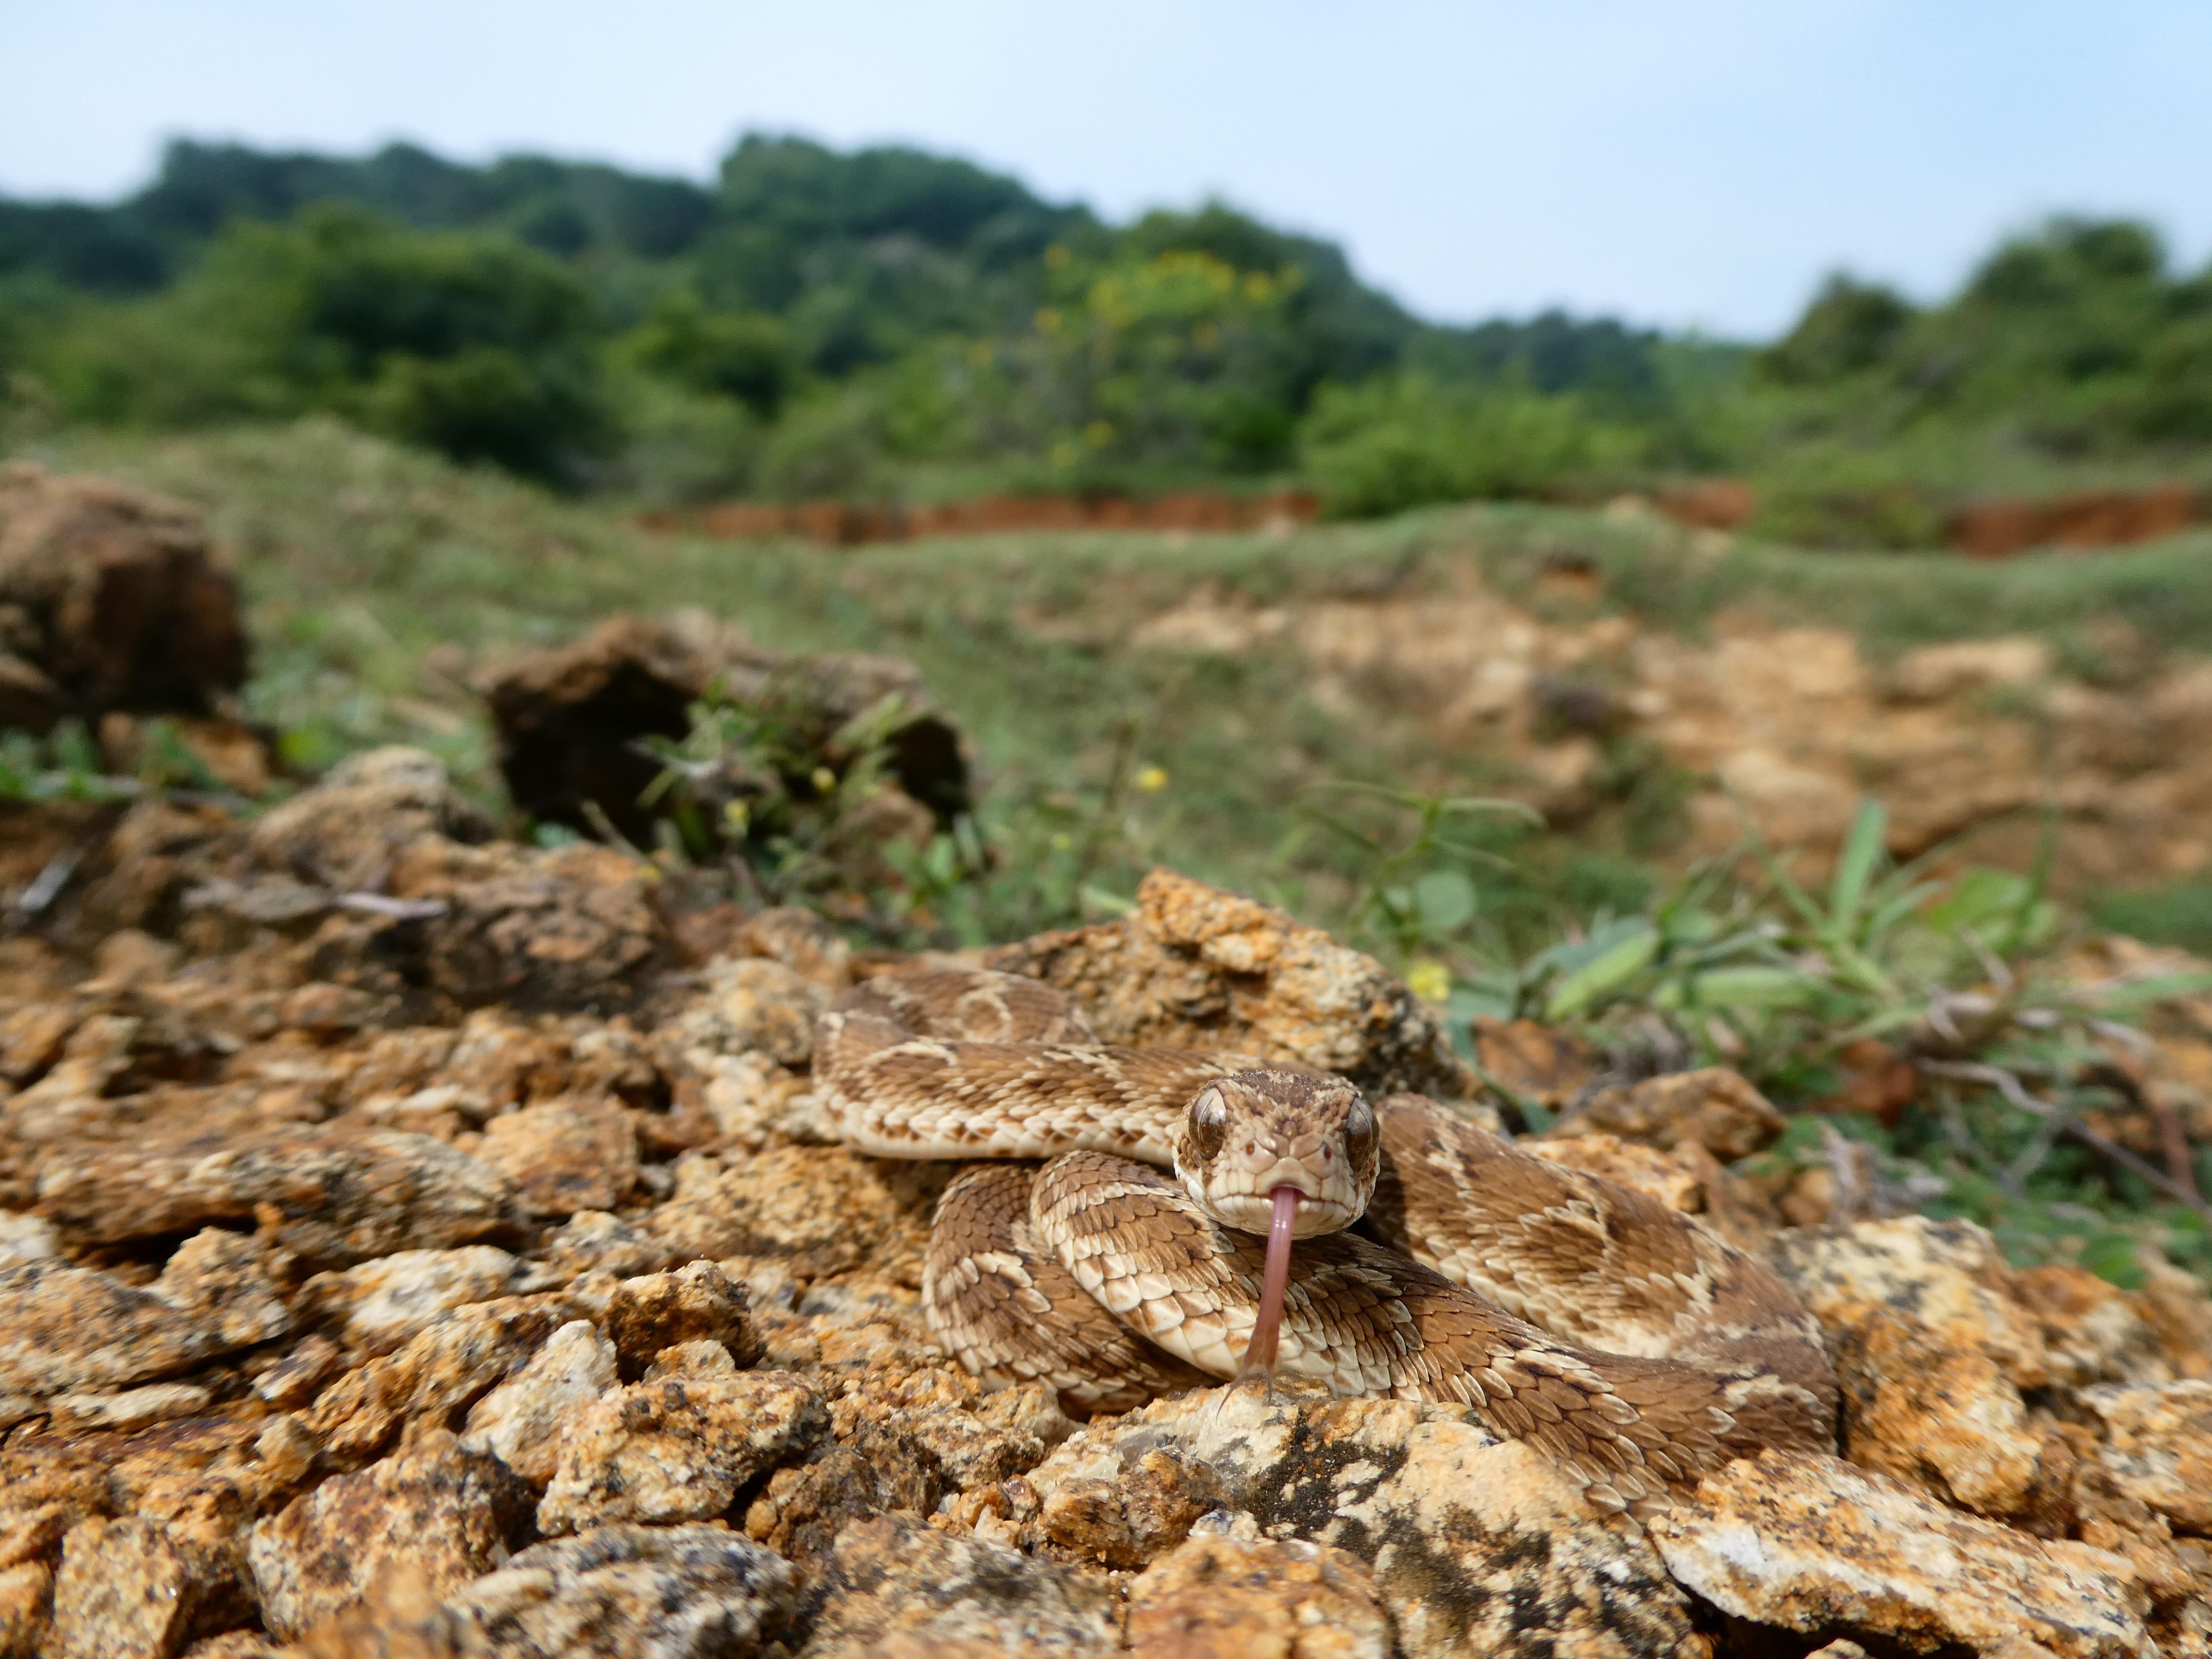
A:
[1173, 1070, 1379, 1237]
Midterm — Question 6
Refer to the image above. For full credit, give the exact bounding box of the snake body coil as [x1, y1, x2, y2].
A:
[817, 967, 1837, 1508]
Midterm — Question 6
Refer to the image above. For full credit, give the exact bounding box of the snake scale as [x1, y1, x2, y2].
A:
[815, 966, 1838, 1509]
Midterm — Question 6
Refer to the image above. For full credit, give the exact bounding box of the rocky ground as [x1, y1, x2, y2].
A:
[3, 749, 2212, 1658]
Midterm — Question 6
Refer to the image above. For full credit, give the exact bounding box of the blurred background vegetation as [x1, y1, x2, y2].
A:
[6, 135, 2210, 532]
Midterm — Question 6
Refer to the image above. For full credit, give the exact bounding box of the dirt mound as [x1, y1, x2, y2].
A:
[645, 489, 1321, 547]
[0, 461, 247, 733]
[1948, 484, 2203, 559]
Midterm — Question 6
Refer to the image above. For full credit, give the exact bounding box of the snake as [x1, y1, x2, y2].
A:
[815, 966, 1838, 1509]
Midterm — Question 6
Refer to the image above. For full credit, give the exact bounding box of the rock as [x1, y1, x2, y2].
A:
[0, 1559, 50, 1659]
[475, 1100, 638, 1218]
[48, 1515, 207, 1659]
[2014, 1265, 2173, 1388]
[536, 1211, 675, 1281]
[602, 1262, 760, 1378]
[1647, 1447, 2154, 1659]
[1525, 1132, 1707, 1212]
[1125, 1525, 1391, 1659]
[34, 1126, 519, 1270]
[0, 1210, 57, 1264]
[0, 1259, 221, 1396]
[802, 1513, 1119, 1657]
[995, 1388, 1695, 1656]
[460, 1320, 619, 1487]
[1470, 1017, 1595, 1115]
[248, 1429, 530, 1643]
[478, 613, 968, 844]
[0, 464, 247, 733]
[986, 867, 1471, 1100]
[49, 1382, 215, 1433]
[301, 1299, 570, 1469]
[308, 1248, 543, 1353]
[1773, 1216, 2049, 1516]
[442, 1523, 798, 1657]
[1541, 1065, 1786, 1161]
[244, 748, 495, 895]
[733, 906, 853, 989]
[253, 1333, 344, 1410]
[2079, 1381, 2212, 1536]
[151, 1229, 294, 1350]
[665, 956, 829, 1067]
[536, 1369, 826, 1534]
[642, 1144, 943, 1285]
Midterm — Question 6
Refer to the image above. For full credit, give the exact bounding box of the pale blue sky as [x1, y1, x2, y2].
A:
[4, 0, 2208, 338]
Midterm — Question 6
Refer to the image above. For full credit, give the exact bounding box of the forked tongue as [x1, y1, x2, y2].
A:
[1243, 1185, 1302, 1380]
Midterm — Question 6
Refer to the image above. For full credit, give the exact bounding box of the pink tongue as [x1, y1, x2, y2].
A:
[1244, 1185, 1302, 1378]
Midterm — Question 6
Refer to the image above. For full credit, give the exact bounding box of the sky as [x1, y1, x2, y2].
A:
[4, 0, 2209, 339]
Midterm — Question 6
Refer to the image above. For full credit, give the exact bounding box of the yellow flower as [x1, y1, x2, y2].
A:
[1134, 764, 1168, 793]
[1406, 959, 1452, 1004]
[722, 799, 749, 832]
[1243, 271, 1274, 303]
[811, 766, 837, 794]
[1051, 832, 1074, 852]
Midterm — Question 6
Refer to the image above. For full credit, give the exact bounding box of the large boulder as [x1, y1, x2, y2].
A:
[0, 463, 246, 732]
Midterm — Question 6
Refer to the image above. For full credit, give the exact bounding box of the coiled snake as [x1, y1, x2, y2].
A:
[816, 966, 1837, 1508]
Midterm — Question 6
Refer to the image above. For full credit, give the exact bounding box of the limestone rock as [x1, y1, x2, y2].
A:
[308, 1248, 542, 1353]
[48, 1515, 204, 1659]
[536, 1369, 826, 1534]
[1126, 1526, 1391, 1659]
[245, 748, 495, 895]
[0, 1559, 50, 1659]
[442, 1523, 798, 1657]
[1774, 1216, 2048, 1516]
[985, 867, 1471, 1100]
[996, 1388, 1695, 1657]
[642, 1144, 943, 1284]
[460, 1320, 619, 1488]
[34, 1126, 518, 1269]
[248, 1429, 530, 1643]
[2079, 1381, 2212, 1536]
[49, 1381, 215, 1433]
[1540, 1065, 1786, 1160]
[536, 1211, 675, 1281]
[666, 956, 829, 1068]
[1647, 1447, 2154, 1659]
[301, 1299, 570, 1469]
[602, 1261, 760, 1377]
[802, 1513, 1118, 1657]
[475, 1100, 638, 1218]
[152, 1228, 294, 1350]
[0, 1259, 220, 1396]
[2014, 1265, 2173, 1388]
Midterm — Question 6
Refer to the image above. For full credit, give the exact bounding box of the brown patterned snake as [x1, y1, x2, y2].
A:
[815, 966, 1838, 1508]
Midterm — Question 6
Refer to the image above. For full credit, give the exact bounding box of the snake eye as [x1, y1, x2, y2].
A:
[1343, 1097, 1376, 1164]
[1188, 1089, 1229, 1159]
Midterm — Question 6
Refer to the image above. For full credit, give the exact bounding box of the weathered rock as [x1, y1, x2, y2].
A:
[986, 866, 1470, 1099]
[536, 1369, 826, 1534]
[663, 956, 829, 1068]
[536, 1210, 675, 1280]
[0, 463, 247, 733]
[49, 1515, 204, 1659]
[0, 1558, 50, 1659]
[34, 1126, 519, 1269]
[1541, 1065, 1786, 1161]
[475, 1100, 638, 1217]
[248, 1429, 530, 1642]
[49, 1382, 215, 1433]
[460, 1320, 619, 1488]
[1126, 1524, 1391, 1659]
[993, 1388, 1695, 1657]
[0, 1259, 221, 1396]
[1648, 1447, 2154, 1659]
[1470, 1017, 1595, 1114]
[602, 1261, 760, 1377]
[308, 1248, 544, 1353]
[301, 1299, 570, 1468]
[1774, 1216, 2049, 1516]
[442, 1523, 798, 1657]
[151, 1228, 294, 1350]
[802, 1513, 1119, 1657]
[244, 748, 495, 895]
[643, 1144, 943, 1285]
[2079, 1381, 2212, 1537]
[2014, 1264, 2174, 1388]
[0, 1210, 57, 1263]
[253, 1333, 344, 1410]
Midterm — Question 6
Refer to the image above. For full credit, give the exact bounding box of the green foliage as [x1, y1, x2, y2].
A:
[1299, 374, 1637, 517]
[32, 205, 612, 478]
